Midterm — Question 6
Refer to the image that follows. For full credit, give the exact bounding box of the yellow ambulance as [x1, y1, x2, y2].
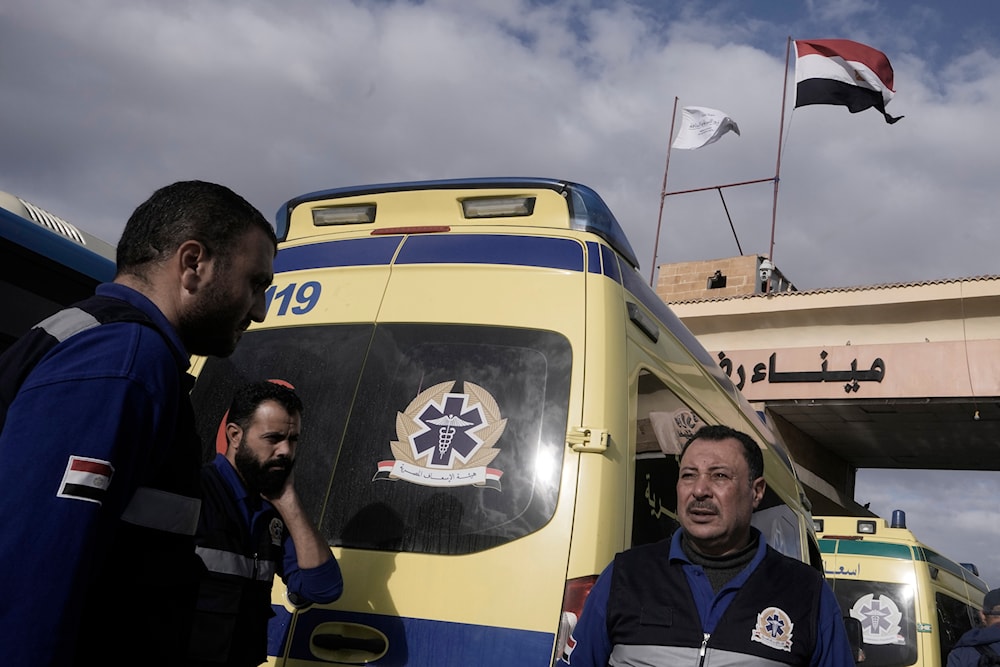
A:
[189, 177, 821, 666]
[816, 511, 989, 667]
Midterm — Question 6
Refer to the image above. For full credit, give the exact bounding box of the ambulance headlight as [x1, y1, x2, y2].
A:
[857, 520, 877, 535]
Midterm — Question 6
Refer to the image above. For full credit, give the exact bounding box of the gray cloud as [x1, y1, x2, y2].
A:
[3, 0, 999, 581]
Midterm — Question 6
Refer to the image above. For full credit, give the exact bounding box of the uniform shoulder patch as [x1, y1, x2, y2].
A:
[751, 606, 794, 652]
[57, 455, 114, 505]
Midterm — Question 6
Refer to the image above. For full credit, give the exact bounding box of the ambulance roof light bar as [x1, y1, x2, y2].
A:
[312, 204, 376, 226]
[461, 196, 535, 219]
[857, 519, 877, 534]
[277, 178, 641, 269]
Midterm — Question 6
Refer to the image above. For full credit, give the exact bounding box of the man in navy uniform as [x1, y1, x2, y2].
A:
[558, 424, 854, 667]
[947, 589, 1000, 667]
[188, 380, 343, 667]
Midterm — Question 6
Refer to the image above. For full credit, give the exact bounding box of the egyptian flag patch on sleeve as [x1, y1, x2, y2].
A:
[58, 456, 114, 504]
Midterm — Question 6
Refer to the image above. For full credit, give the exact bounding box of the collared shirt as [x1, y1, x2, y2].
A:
[558, 529, 853, 667]
[97, 282, 191, 366]
[207, 453, 343, 601]
[673, 529, 768, 634]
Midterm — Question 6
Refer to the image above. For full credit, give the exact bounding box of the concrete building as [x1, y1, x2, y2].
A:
[657, 255, 1000, 515]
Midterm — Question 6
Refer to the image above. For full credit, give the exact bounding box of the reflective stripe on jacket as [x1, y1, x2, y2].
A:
[189, 459, 284, 666]
[607, 539, 821, 666]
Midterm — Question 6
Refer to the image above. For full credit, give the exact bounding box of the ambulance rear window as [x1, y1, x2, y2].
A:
[192, 323, 572, 556]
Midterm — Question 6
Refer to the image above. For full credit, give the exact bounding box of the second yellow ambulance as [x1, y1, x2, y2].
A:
[817, 511, 989, 667]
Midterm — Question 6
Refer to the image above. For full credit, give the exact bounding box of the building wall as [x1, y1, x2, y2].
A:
[654, 255, 1000, 515]
[655, 255, 761, 301]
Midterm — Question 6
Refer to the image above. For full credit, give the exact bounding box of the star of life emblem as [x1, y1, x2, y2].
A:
[850, 593, 904, 645]
[373, 381, 505, 490]
[269, 517, 284, 546]
[751, 606, 794, 652]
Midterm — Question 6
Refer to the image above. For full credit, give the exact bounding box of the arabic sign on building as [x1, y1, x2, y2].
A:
[714, 341, 1000, 401]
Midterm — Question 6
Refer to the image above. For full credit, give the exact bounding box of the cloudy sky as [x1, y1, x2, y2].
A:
[3, 1, 999, 584]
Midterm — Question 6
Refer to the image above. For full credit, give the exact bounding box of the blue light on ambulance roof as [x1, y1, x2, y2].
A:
[275, 177, 641, 270]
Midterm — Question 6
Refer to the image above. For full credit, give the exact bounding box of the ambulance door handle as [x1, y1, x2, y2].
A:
[567, 427, 608, 453]
[313, 633, 385, 652]
[309, 622, 389, 663]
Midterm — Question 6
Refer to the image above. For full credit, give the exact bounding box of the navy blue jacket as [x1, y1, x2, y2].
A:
[947, 623, 1000, 667]
[558, 529, 854, 667]
[0, 283, 202, 666]
[189, 454, 343, 666]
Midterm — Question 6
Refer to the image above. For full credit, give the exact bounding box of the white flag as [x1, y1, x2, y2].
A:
[671, 106, 741, 150]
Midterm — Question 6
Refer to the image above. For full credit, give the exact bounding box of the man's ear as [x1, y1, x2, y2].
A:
[177, 240, 210, 292]
[226, 423, 243, 450]
[751, 476, 766, 509]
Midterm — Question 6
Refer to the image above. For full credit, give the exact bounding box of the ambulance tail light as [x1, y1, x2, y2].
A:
[371, 226, 450, 235]
[312, 204, 377, 226]
[461, 196, 535, 219]
[555, 575, 598, 664]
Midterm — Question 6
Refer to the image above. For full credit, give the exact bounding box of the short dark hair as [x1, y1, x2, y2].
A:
[116, 180, 276, 276]
[226, 381, 303, 432]
[680, 424, 764, 481]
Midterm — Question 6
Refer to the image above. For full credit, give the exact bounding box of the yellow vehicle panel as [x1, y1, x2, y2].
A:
[817, 513, 988, 667]
[189, 178, 819, 666]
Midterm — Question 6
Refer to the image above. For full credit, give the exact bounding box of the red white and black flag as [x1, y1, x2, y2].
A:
[794, 39, 903, 124]
[58, 455, 114, 504]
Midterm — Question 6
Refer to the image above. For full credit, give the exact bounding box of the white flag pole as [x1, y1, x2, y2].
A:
[650, 95, 680, 287]
[766, 36, 793, 293]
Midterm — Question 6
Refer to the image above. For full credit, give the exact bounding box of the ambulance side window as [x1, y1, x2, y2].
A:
[631, 371, 703, 547]
[936, 593, 976, 663]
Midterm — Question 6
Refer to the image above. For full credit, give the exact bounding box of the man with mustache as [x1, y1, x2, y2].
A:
[188, 380, 343, 667]
[558, 424, 854, 667]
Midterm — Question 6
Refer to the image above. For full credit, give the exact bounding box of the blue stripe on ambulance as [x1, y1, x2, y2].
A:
[599, 242, 622, 283]
[277, 607, 555, 665]
[274, 236, 403, 272]
[396, 234, 584, 271]
[274, 234, 591, 274]
[267, 605, 294, 657]
[586, 240, 603, 275]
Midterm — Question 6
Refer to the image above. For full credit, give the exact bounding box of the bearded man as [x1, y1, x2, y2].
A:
[188, 380, 343, 667]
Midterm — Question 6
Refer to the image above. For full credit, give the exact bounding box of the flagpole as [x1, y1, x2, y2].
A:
[767, 36, 793, 293]
[650, 95, 679, 287]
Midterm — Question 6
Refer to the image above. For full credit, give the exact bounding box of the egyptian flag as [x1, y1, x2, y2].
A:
[58, 455, 114, 504]
[794, 39, 903, 124]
